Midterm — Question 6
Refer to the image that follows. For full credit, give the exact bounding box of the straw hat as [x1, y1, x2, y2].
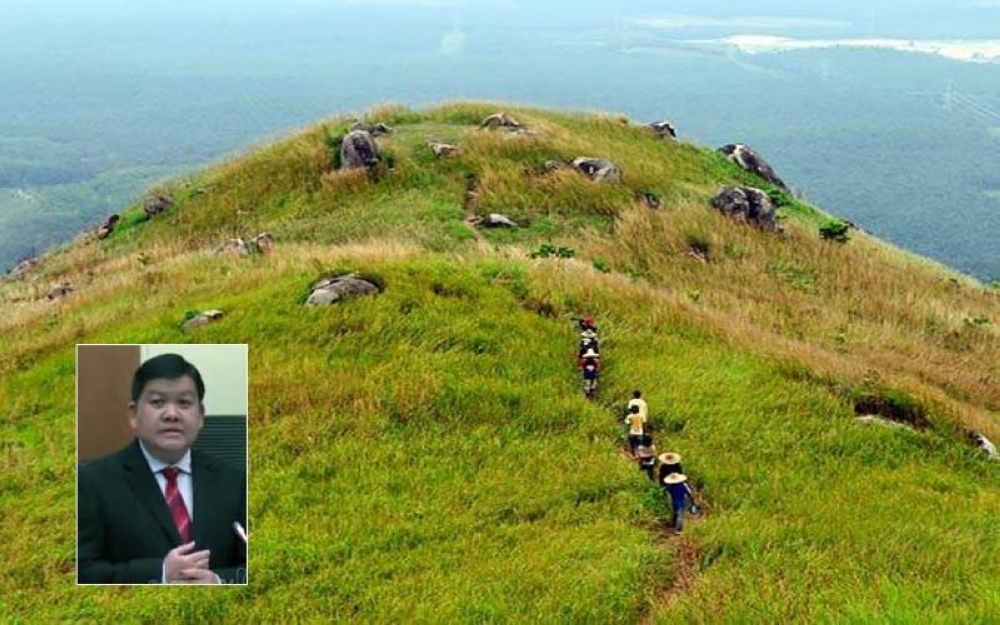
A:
[659, 452, 681, 465]
[663, 472, 687, 485]
[582, 349, 599, 359]
[637, 446, 654, 459]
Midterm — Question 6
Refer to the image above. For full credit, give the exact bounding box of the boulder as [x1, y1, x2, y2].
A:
[711, 186, 779, 232]
[479, 213, 518, 228]
[428, 141, 459, 158]
[144, 195, 174, 217]
[183, 309, 225, 330]
[339, 130, 380, 170]
[47, 282, 74, 300]
[217, 238, 250, 256]
[480, 112, 522, 130]
[252, 232, 275, 253]
[96, 214, 120, 240]
[856, 415, 910, 429]
[306, 273, 382, 306]
[968, 430, 999, 460]
[718, 144, 787, 189]
[648, 121, 677, 139]
[217, 233, 275, 256]
[572, 157, 622, 183]
[350, 121, 392, 137]
[8, 258, 38, 279]
[542, 159, 570, 173]
[635, 191, 662, 209]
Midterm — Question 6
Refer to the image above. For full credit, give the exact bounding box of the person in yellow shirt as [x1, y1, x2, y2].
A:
[624, 404, 646, 456]
[627, 390, 647, 421]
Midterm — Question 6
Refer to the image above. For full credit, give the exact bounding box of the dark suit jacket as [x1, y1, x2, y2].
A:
[78, 439, 246, 584]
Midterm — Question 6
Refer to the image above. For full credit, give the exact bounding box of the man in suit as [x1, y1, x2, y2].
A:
[78, 353, 246, 584]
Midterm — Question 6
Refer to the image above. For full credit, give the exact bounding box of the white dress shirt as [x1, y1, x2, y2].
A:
[138, 441, 201, 584]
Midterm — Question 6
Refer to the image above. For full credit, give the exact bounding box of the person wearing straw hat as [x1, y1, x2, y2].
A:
[663, 472, 694, 534]
[636, 445, 657, 481]
[624, 404, 646, 456]
[578, 336, 599, 358]
[580, 348, 600, 398]
[658, 452, 683, 486]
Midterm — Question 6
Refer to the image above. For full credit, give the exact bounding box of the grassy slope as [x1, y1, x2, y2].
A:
[0, 102, 998, 621]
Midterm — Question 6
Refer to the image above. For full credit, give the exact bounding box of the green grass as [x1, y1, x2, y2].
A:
[1, 101, 998, 621]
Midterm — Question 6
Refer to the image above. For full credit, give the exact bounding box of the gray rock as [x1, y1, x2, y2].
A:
[718, 144, 787, 189]
[8, 258, 38, 279]
[183, 309, 225, 330]
[96, 214, 120, 240]
[252, 232, 275, 253]
[635, 191, 662, 209]
[968, 429, 999, 460]
[480, 112, 521, 129]
[572, 157, 622, 183]
[144, 195, 174, 217]
[711, 186, 778, 232]
[350, 121, 392, 137]
[856, 415, 910, 429]
[217, 233, 275, 256]
[480, 213, 518, 228]
[648, 121, 677, 139]
[217, 238, 250, 256]
[306, 273, 381, 306]
[428, 141, 459, 158]
[339, 130, 380, 170]
[542, 159, 570, 173]
[47, 282, 74, 300]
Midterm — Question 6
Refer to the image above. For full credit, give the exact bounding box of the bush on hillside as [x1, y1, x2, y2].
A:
[819, 219, 850, 243]
[529, 243, 575, 259]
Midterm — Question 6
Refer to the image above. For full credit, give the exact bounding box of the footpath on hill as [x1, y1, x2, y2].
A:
[570, 315, 703, 619]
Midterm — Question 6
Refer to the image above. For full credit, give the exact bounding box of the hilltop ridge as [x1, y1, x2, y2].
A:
[1, 101, 997, 621]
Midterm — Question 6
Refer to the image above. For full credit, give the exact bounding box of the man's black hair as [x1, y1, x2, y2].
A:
[131, 353, 205, 402]
[630, 404, 640, 413]
[633, 390, 642, 398]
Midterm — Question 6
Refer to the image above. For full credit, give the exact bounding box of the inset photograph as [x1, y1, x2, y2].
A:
[76, 344, 248, 585]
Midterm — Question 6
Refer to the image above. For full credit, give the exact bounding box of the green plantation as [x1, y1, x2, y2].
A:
[1, 102, 998, 621]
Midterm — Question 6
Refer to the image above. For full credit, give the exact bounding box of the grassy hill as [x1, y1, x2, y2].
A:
[1, 101, 998, 621]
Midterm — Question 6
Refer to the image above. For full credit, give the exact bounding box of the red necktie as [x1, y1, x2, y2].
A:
[161, 467, 192, 543]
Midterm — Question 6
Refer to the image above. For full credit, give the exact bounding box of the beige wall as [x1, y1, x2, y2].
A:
[141, 344, 248, 416]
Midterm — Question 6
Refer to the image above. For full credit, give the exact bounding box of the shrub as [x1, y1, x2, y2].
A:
[529, 243, 575, 259]
[819, 219, 850, 243]
[767, 187, 794, 207]
[684, 233, 712, 259]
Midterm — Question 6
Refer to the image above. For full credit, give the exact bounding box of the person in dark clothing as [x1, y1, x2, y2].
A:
[578, 336, 599, 358]
[636, 446, 656, 481]
[663, 473, 694, 534]
[579, 348, 600, 398]
[657, 452, 683, 486]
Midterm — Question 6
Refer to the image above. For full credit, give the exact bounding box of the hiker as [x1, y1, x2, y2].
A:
[580, 348, 600, 398]
[627, 390, 647, 421]
[579, 328, 599, 348]
[624, 404, 646, 455]
[663, 473, 694, 534]
[636, 445, 656, 481]
[658, 452, 683, 485]
[578, 336, 599, 358]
